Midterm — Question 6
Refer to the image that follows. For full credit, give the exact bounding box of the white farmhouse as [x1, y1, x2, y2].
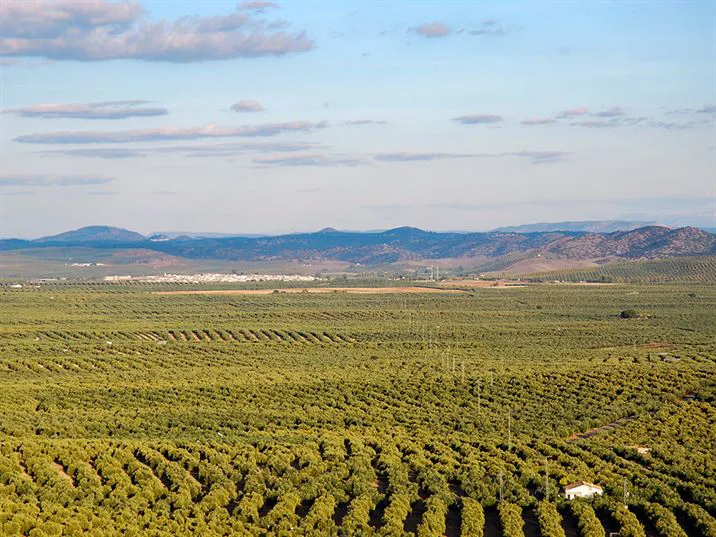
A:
[564, 481, 603, 500]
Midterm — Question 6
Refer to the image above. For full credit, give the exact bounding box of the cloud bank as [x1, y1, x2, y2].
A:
[511, 151, 571, 164]
[470, 19, 504, 36]
[374, 152, 477, 162]
[410, 22, 452, 38]
[344, 119, 388, 126]
[15, 122, 329, 144]
[32, 145, 572, 167]
[592, 106, 627, 118]
[231, 100, 265, 113]
[520, 117, 556, 126]
[37, 148, 147, 159]
[253, 154, 366, 167]
[238, 1, 280, 12]
[373, 151, 571, 165]
[523, 105, 706, 130]
[5, 100, 168, 119]
[0, 174, 115, 187]
[36, 142, 323, 159]
[0, 0, 313, 62]
[555, 107, 589, 119]
[452, 114, 503, 125]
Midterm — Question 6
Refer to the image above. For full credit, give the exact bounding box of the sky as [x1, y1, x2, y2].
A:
[0, 0, 714, 238]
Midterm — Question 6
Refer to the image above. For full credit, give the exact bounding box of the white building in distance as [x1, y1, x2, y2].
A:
[564, 481, 604, 500]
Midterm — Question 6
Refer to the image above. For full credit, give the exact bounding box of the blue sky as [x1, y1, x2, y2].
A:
[0, 0, 714, 237]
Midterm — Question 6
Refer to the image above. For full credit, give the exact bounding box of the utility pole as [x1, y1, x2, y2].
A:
[477, 379, 481, 413]
[507, 410, 512, 451]
[499, 471, 504, 502]
[436, 266, 439, 281]
[545, 459, 549, 501]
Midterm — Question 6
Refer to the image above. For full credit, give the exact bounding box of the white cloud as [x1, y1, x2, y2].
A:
[230, 100, 265, 113]
[410, 22, 452, 38]
[0, 174, 115, 187]
[0, 0, 313, 62]
[16, 122, 329, 144]
[5, 100, 167, 119]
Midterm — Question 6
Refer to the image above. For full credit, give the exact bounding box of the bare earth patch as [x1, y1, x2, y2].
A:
[566, 415, 637, 442]
[438, 280, 527, 288]
[598, 342, 676, 351]
[51, 461, 75, 487]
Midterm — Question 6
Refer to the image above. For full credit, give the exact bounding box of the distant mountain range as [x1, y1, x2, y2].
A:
[492, 220, 659, 233]
[2, 225, 714, 271]
[149, 231, 269, 239]
[149, 220, 666, 238]
[34, 225, 146, 243]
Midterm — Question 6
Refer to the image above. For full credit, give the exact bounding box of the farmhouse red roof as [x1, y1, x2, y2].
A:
[564, 481, 603, 491]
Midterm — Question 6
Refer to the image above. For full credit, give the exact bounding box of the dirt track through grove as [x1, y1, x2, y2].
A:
[153, 287, 466, 296]
[566, 392, 696, 442]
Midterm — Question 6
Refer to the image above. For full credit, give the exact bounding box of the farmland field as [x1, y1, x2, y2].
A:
[526, 256, 716, 284]
[0, 281, 714, 536]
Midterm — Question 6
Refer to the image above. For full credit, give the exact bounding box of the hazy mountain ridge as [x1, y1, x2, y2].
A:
[544, 226, 716, 259]
[150, 231, 269, 239]
[493, 220, 660, 233]
[35, 226, 146, 243]
[1, 225, 714, 267]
